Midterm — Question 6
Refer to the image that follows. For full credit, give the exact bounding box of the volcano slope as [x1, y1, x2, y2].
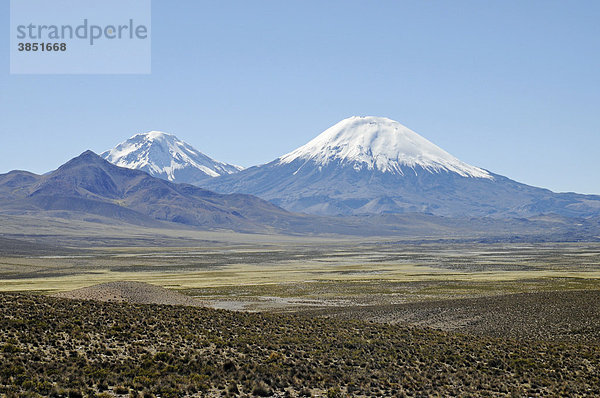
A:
[204, 116, 600, 218]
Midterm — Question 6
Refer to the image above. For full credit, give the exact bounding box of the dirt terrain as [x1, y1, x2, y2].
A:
[53, 281, 204, 307]
[52, 282, 600, 345]
[309, 290, 600, 344]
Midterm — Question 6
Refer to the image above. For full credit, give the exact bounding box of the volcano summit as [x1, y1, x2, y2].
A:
[101, 131, 241, 185]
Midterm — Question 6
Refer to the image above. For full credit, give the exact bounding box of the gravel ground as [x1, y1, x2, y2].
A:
[54, 283, 600, 344]
[310, 290, 600, 344]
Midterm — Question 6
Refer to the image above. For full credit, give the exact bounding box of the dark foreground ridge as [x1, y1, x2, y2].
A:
[1, 293, 599, 397]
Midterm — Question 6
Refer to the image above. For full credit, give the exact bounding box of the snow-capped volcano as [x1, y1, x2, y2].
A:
[279, 116, 492, 179]
[101, 131, 242, 185]
[202, 116, 600, 217]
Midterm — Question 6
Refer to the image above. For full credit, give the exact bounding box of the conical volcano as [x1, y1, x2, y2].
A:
[279, 116, 491, 179]
[101, 131, 242, 185]
[202, 116, 600, 217]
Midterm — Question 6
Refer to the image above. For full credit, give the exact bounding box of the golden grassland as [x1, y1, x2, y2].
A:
[2, 242, 600, 302]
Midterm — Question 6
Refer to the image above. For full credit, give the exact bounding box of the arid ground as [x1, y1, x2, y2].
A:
[1, 235, 600, 396]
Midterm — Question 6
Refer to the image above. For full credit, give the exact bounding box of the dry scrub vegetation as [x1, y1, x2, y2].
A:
[1, 293, 599, 397]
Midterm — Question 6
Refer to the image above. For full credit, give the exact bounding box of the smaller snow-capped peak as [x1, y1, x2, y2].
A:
[279, 116, 492, 179]
[101, 131, 242, 183]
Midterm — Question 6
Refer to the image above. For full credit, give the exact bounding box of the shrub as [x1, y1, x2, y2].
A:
[252, 382, 273, 397]
[2, 343, 20, 353]
[228, 383, 240, 394]
[223, 360, 236, 372]
[67, 390, 83, 398]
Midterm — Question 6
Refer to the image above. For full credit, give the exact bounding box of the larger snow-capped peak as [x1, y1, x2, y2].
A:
[279, 116, 492, 179]
[101, 131, 242, 182]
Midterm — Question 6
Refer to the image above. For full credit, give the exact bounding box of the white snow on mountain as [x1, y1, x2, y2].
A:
[101, 131, 242, 182]
[279, 116, 492, 179]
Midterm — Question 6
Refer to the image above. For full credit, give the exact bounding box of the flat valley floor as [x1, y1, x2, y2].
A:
[1, 234, 600, 396]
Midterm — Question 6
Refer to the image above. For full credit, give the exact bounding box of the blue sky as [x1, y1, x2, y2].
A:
[1, 1, 599, 194]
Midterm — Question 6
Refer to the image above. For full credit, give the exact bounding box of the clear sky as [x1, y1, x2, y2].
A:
[1, 1, 599, 194]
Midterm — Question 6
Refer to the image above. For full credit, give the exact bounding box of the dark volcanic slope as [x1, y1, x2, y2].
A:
[204, 158, 600, 218]
[0, 151, 311, 232]
[1, 292, 599, 397]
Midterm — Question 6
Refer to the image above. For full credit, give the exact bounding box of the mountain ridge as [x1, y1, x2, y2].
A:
[1, 150, 600, 240]
[0, 150, 307, 232]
